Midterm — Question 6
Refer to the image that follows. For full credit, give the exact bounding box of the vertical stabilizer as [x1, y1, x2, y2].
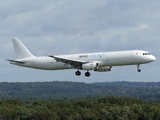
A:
[12, 38, 34, 59]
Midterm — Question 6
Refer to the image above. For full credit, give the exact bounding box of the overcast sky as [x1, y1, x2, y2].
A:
[1, 0, 160, 83]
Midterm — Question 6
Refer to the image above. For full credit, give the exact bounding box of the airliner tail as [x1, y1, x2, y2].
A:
[12, 38, 34, 59]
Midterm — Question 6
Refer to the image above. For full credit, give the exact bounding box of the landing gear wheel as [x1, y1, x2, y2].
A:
[85, 72, 90, 77]
[137, 64, 141, 72]
[75, 71, 81, 76]
[137, 69, 141, 72]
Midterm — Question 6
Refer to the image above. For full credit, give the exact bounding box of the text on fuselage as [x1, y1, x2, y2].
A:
[79, 53, 105, 58]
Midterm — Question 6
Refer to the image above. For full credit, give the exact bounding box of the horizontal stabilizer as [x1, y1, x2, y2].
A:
[6, 59, 25, 64]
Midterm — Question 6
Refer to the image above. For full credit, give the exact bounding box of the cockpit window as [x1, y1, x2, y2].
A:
[143, 53, 150, 55]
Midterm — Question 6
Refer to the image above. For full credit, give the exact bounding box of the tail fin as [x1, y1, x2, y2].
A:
[12, 38, 34, 59]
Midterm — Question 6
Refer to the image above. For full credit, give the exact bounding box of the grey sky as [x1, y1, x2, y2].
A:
[1, 0, 160, 83]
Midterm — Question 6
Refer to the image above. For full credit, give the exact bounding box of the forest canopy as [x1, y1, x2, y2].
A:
[0, 96, 160, 120]
[0, 81, 160, 101]
[0, 81, 160, 119]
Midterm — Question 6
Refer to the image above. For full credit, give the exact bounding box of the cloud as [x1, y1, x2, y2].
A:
[1, 0, 160, 83]
[138, 24, 149, 31]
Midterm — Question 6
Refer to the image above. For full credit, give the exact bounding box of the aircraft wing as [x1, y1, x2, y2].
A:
[48, 55, 88, 67]
[6, 59, 26, 64]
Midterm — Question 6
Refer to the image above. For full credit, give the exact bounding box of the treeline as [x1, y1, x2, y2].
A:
[0, 81, 160, 100]
[0, 96, 160, 120]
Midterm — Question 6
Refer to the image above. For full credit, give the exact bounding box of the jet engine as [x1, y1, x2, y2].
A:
[82, 63, 98, 70]
[96, 66, 112, 72]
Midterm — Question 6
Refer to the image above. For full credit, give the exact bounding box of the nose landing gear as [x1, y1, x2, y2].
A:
[137, 64, 141, 72]
[137, 69, 141, 72]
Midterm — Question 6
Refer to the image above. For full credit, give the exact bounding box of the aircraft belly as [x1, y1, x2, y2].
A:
[35, 62, 69, 70]
[26, 57, 67, 70]
[49, 63, 71, 70]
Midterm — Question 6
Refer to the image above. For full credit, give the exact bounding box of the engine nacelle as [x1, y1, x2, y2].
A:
[96, 66, 112, 72]
[82, 63, 97, 70]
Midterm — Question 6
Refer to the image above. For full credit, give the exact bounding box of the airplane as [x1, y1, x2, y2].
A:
[7, 38, 156, 77]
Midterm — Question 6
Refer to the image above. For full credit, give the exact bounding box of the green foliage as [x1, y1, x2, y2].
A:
[0, 81, 160, 101]
[0, 97, 159, 120]
[0, 81, 160, 119]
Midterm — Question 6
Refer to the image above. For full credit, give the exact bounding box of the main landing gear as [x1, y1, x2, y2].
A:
[75, 70, 81, 76]
[75, 70, 90, 77]
[137, 64, 141, 72]
[85, 71, 90, 77]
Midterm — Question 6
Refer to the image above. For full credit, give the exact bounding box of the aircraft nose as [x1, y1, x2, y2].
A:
[150, 55, 156, 61]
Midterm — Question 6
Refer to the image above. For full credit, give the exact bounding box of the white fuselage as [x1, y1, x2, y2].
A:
[7, 38, 156, 77]
[11, 50, 156, 71]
